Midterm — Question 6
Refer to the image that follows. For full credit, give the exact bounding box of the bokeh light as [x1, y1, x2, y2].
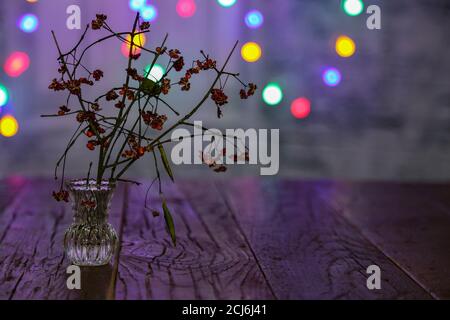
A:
[241, 42, 262, 63]
[129, 0, 145, 11]
[245, 10, 264, 29]
[126, 33, 146, 47]
[121, 42, 141, 57]
[7, 175, 26, 187]
[18, 14, 39, 33]
[140, 4, 158, 22]
[336, 35, 356, 58]
[121, 33, 146, 57]
[262, 83, 283, 106]
[291, 97, 311, 119]
[4, 52, 30, 77]
[323, 68, 342, 87]
[342, 0, 364, 16]
[0, 115, 19, 138]
[26, 0, 39, 3]
[144, 64, 165, 81]
[0, 84, 9, 107]
[176, 0, 197, 18]
[217, 0, 236, 8]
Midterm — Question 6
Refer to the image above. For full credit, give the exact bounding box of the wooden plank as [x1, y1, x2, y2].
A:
[115, 180, 275, 299]
[325, 181, 450, 299]
[0, 177, 27, 213]
[221, 178, 432, 299]
[177, 180, 275, 300]
[0, 179, 125, 300]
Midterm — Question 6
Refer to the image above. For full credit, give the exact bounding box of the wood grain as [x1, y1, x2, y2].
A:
[1, 178, 448, 300]
[221, 178, 432, 299]
[0, 179, 125, 300]
[325, 181, 450, 299]
[115, 180, 275, 299]
[0, 177, 26, 213]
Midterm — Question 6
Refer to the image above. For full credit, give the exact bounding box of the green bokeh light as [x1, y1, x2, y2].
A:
[144, 64, 166, 81]
[262, 83, 283, 106]
[217, 0, 237, 8]
[342, 0, 364, 16]
[0, 84, 9, 107]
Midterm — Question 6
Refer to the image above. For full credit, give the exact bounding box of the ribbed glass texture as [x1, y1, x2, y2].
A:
[64, 179, 117, 266]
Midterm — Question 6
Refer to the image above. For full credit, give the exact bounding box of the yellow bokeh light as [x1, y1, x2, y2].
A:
[125, 33, 146, 49]
[336, 35, 356, 58]
[241, 42, 262, 63]
[0, 115, 19, 137]
[26, 0, 39, 3]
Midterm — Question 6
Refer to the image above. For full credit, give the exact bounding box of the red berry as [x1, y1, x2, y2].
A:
[87, 142, 95, 150]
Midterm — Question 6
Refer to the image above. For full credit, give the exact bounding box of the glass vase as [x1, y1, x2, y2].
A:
[64, 179, 118, 266]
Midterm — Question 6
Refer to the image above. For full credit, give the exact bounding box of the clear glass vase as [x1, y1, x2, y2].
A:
[64, 179, 118, 266]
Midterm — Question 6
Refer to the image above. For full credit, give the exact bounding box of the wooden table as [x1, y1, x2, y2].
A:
[1, 178, 449, 300]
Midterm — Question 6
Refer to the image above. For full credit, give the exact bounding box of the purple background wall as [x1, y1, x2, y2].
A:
[0, 0, 449, 181]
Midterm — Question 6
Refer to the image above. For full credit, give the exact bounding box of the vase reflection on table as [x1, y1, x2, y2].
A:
[64, 179, 117, 266]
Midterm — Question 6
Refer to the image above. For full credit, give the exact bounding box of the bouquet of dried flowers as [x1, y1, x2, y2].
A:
[43, 13, 256, 244]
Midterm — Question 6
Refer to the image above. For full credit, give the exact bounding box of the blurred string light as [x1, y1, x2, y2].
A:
[140, 4, 158, 22]
[262, 83, 283, 106]
[26, 0, 39, 3]
[127, 33, 147, 47]
[4, 52, 30, 77]
[18, 14, 39, 33]
[335, 35, 356, 57]
[176, 0, 197, 18]
[245, 10, 264, 29]
[342, 0, 364, 16]
[0, 115, 19, 138]
[0, 84, 9, 107]
[241, 42, 262, 63]
[290, 97, 311, 119]
[217, 0, 236, 8]
[120, 33, 146, 57]
[121, 42, 141, 57]
[144, 64, 165, 81]
[121, 43, 138, 57]
[323, 68, 342, 87]
[129, 0, 145, 11]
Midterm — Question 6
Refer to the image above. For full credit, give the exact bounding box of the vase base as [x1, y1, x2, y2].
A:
[69, 260, 112, 267]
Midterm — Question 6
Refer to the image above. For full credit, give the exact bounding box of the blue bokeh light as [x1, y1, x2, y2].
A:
[129, 0, 145, 11]
[129, 0, 146, 11]
[323, 68, 342, 87]
[140, 4, 158, 22]
[18, 14, 39, 33]
[245, 10, 264, 29]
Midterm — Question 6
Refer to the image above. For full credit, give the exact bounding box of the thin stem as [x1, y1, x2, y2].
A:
[54, 123, 86, 179]
[86, 162, 93, 186]
[105, 34, 169, 177]
[117, 178, 141, 185]
[157, 97, 180, 116]
[51, 30, 101, 142]
[115, 40, 239, 180]
[41, 111, 80, 117]
[96, 12, 140, 183]
[71, 30, 151, 76]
